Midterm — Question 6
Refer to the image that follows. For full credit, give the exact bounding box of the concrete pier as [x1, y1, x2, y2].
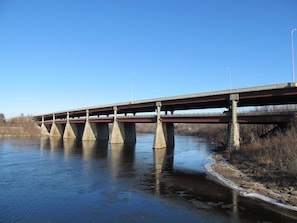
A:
[64, 112, 77, 139]
[163, 122, 175, 148]
[50, 114, 65, 137]
[153, 102, 175, 149]
[82, 120, 97, 140]
[110, 107, 136, 144]
[40, 116, 50, 136]
[82, 110, 96, 140]
[63, 112, 85, 139]
[227, 94, 240, 150]
[82, 110, 110, 141]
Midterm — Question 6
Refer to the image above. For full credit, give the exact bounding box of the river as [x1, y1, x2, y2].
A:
[0, 134, 296, 222]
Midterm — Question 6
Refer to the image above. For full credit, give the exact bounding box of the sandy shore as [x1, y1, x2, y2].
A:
[204, 154, 297, 213]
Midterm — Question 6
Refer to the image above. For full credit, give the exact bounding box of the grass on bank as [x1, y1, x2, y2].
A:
[234, 126, 297, 174]
[0, 115, 41, 137]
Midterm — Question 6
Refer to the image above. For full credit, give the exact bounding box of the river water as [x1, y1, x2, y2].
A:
[0, 134, 296, 222]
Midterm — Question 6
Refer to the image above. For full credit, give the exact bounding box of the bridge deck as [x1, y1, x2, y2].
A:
[34, 83, 297, 121]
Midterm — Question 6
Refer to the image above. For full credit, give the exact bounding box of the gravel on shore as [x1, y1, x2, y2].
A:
[204, 154, 297, 213]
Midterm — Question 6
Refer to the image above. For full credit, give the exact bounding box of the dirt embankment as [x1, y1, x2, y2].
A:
[202, 119, 297, 211]
[209, 153, 297, 209]
[0, 116, 41, 138]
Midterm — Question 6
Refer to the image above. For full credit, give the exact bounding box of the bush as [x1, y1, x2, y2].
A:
[0, 114, 41, 137]
[231, 121, 297, 178]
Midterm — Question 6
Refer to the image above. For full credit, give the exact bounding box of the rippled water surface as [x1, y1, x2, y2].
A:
[0, 134, 296, 222]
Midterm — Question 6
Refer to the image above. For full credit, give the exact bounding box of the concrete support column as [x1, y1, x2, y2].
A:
[153, 102, 166, 149]
[110, 106, 136, 144]
[63, 112, 76, 139]
[82, 110, 109, 141]
[40, 115, 50, 136]
[82, 109, 96, 140]
[163, 122, 175, 148]
[111, 106, 124, 144]
[227, 94, 240, 150]
[153, 102, 175, 149]
[50, 114, 63, 138]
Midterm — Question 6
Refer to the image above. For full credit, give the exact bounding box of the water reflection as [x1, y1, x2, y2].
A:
[63, 139, 81, 158]
[153, 148, 166, 197]
[232, 191, 239, 221]
[110, 143, 135, 179]
[82, 140, 108, 160]
[34, 136, 297, 222]
[40, 136, 50, 149]
[49, 137, 63, 152]
[153, 147, 174, 196]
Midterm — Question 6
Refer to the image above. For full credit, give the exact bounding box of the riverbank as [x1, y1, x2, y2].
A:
[205, 153, 297, 213]
[0, 116, 41, 138]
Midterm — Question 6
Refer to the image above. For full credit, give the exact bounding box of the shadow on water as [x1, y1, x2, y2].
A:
[145, 144, 297, 222]
[41, 137, 109, 159]
[82, 140, 109, 160]
[109, 143, 136, 179]
[12, 136, 297, 222]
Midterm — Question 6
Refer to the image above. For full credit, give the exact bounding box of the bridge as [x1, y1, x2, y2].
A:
[34, 83, 297, 150]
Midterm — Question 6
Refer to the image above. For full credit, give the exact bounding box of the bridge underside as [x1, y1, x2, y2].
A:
[38, 111, 295, 150]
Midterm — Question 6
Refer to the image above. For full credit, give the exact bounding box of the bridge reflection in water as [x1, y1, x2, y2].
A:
[39, 136, 297, 222]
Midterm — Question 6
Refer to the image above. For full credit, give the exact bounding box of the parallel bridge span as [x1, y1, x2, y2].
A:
[40, 112, 296, 125]
[34, 83, 297, 150]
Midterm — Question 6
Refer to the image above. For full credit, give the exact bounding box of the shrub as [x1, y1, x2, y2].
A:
[231, 121, 297, 178]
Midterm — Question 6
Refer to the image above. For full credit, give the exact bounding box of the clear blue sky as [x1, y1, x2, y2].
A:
[0, 0, 296, 118]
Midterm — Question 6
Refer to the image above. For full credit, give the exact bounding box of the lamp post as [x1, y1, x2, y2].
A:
[130, 72, 136, 103]
[292, 28, 297, 82]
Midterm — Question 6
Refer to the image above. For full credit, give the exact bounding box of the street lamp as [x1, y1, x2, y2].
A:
[292, 28, 297, 82]
[130, 72, 137, 103]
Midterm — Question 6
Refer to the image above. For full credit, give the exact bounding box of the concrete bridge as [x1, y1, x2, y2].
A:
[34, 83, 297, 150]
